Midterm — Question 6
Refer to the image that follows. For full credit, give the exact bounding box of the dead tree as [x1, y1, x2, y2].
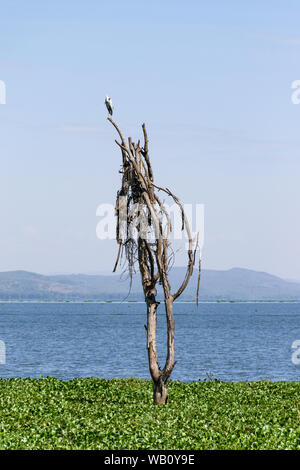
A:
[109, 117, 200, 404]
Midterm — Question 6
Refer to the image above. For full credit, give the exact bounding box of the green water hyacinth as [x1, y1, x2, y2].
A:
[0, 377, 299, 450]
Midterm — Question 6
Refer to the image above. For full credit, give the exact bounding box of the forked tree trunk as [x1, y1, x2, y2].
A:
[145, 292, 175, 404]
[153, 377, 169, 404]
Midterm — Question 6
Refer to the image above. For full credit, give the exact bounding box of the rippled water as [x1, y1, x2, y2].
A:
[0, 302, 300, 382]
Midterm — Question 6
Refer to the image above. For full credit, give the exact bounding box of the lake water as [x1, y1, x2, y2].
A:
[0, 302, 300, 382]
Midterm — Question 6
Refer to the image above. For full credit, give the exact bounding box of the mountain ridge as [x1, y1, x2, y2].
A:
[0, 267, 300, 300]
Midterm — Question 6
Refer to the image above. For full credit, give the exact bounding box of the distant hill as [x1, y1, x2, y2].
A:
[0, 268, 300, 300]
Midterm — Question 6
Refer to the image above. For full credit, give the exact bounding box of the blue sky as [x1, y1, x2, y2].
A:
[0, 1, 300, 278]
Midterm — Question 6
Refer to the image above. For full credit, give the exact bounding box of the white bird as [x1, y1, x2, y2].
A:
[105, 96, 113, 116]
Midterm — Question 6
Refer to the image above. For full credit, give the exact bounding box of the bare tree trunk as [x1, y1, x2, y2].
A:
[145, 295, 175, 404]
[109, 116, 201, 405]
[164, 298, 175, 380]
[146, 294, 160, 385]
[153, 376, 169, 404]
[146, 298, 169, 404]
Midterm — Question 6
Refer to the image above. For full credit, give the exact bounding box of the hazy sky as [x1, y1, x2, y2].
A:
[0, 1, 300, 279]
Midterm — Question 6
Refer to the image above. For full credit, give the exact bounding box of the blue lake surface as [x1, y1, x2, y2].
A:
[0, 302, 300, 382]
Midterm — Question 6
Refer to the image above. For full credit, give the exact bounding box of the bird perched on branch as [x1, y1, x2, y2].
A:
[105, 96, 113, 116]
